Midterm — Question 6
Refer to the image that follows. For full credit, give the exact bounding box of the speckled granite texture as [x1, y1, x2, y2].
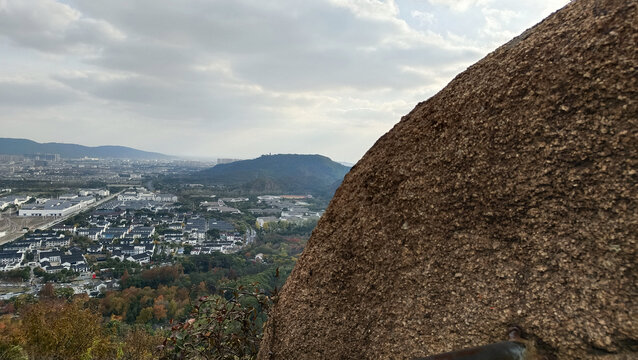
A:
[259, 0, 637, 358]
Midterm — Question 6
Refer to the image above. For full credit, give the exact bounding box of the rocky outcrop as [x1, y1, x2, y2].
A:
[259, 0, 637, 359]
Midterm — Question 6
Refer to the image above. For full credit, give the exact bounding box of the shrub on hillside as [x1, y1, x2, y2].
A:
[162, 279, 277, 359]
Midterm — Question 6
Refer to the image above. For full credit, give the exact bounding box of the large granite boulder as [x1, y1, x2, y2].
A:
[259, 0, 637, 358]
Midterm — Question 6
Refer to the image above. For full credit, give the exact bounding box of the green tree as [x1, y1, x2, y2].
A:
[54, 287, 75, 301]
[136, 307, 154, 324]
[206, 228, 220, 239]
[163, 281, 277, 359]
[0, 268, 30, 282]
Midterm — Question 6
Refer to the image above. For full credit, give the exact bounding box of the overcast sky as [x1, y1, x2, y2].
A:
[0, 0, 569, 162]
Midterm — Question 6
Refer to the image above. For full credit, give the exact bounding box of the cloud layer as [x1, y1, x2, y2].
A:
[0, 0, 569, 162]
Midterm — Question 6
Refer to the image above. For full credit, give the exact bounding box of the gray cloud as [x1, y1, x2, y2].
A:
[0, 80, 76, 107]
[0, 0, 569, 162]
[69, 0, 481, 91]
[0, 0, 123, 53]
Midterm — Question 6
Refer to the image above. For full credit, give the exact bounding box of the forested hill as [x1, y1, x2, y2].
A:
[0, 138, 171, 160]
[195, 154, 351, 196]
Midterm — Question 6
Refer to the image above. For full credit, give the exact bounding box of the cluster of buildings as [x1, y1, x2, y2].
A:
[201, 199, 243, 214]
[0, 187, 243, 277]
[19, 196, 96, 217]
[117, 189, 177, 202]
[1, 188, 111, 217]
[93, 187, 179, 212]
[177, 216, 242, 254]
[79, 189, 110, 197]
[0, 229, 124, 298]
[0, 231, 81, 272]
[253, 195, 323, 228]
[0, 188, 305, 300]
[0, 155, 212, 184]
[0, 225, 157, 273]
[0, 194, 31, 211]
[78, 206, 243, 256]
[189, 242, 236, 255]
[0, 250, 25, 271]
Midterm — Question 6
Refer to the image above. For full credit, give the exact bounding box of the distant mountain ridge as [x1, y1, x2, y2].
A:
[0, 138, 171, 160]
[196, 154, 351, 196]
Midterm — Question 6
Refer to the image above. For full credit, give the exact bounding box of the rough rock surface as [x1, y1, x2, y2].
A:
[258, 0, 637, 359]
